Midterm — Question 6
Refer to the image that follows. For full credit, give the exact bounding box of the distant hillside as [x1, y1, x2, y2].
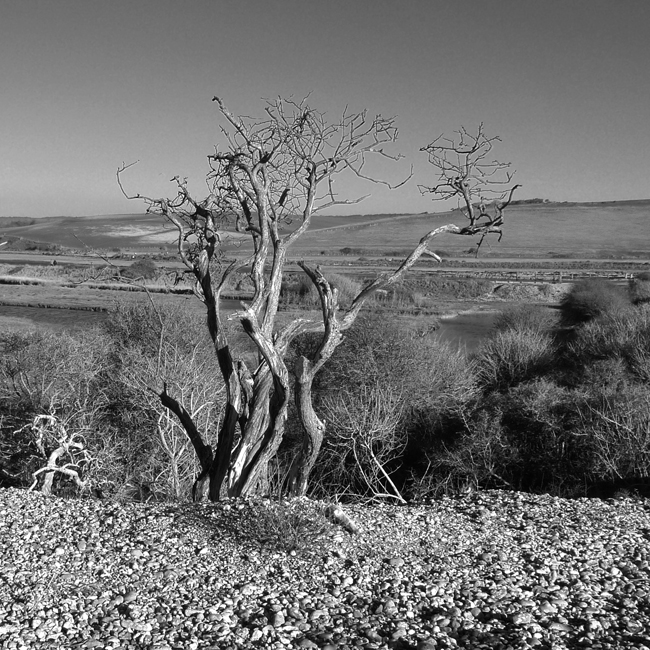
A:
[0, 217, 37, 228]
[0, 212, 420, 252]
[1, 201, 649, 258]
[293, 200, 650, 259]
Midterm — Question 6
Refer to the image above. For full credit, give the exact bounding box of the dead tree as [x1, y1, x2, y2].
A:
[118, 98, 517, 500]
[419, 123, 521, 253]
[21, 414, 93, 496]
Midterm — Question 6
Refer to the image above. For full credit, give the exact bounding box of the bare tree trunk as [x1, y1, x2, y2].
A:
[227, 312, 292, 496]
[208, 401, 239, 500]
[288, 358, 325, 496]
[236, 404, 287, 496]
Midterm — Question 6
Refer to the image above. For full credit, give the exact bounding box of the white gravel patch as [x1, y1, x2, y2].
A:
[1, 489, 649, 649]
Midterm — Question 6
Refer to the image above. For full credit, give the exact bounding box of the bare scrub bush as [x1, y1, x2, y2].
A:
[424, 379, 594, 496]
[313, 316, 475, 412]
[577, 391, 650, 485]
[560, 278, 631, 325]
[113, 340, 224, 500]
[412, 410, 519, 498]
[120, 258, 159, 281]
[104, 300, 211, 356]
[411, 298, 650, 499]
[0, 329, 110, 421]
[473, 328, 554, 390]
[367, 277, 492, 312]
[101, 301, 224, 501]
[0, 329, 111, 493]
[497, 380, 594, 494]
[290, 316, 475, 500]
[567, 305, 650, 384]
[0, 301, 225, 500]
[317, 384, 407, 502]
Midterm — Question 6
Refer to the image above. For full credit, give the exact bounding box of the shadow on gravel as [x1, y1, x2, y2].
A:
[166, 501, 335, 555]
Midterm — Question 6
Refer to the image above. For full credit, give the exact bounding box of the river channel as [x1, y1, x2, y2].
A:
[1, 303, 507, 353]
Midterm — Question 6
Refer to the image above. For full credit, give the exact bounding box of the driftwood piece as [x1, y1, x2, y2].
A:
[325, 504, 361, 534]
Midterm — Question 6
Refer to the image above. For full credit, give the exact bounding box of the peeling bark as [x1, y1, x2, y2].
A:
[288, 357, 325, 496]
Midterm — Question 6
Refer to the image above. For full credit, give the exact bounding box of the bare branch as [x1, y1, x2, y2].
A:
[419, 124, 519, 253]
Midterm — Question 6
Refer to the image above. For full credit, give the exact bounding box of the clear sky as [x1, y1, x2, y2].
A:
[2, 0, 649, 217]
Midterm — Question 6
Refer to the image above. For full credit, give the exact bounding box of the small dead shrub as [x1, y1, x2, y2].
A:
[247, 500, 332, 554]
[577, 390, 650, 484]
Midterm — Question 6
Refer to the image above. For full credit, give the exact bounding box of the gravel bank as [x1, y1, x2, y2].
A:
[1, 489, 649, 650]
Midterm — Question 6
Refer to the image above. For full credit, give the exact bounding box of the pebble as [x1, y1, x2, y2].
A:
[1, 488, 649, 649]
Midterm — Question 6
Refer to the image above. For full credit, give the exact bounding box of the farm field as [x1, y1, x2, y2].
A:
[2, 200, 650, 259]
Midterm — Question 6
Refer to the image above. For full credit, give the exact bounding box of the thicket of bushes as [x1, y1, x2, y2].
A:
[559, 277, 632, 324]
[2, 277, 649, 501]
[630, 271, 650, 305]
[120, 258, 159, 281]
[449, 280, 650, 497]
[0, 302, 222, 501]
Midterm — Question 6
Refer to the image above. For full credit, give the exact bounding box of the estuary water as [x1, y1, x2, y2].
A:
[0, 300, 244, 333]
[435, 310, 501, 353]
[1, 303, 504, 352]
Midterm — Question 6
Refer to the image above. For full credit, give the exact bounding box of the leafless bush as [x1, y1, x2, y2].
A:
[281, 272, 362, 309]
[0, 329, 110, 422]
[316, 384, 407, 502]
[0, 329, 110, 494]
[474, 328, 554, 390]
[568, 304, 650, 384]
[410, 410, 517, 499]
[0, 303, 223, 501]
[115, 340, 224, 500]
[492, 304, 558, 334]
[246, 500, 332, 554]
[290, 316, 475, 500]
[578, 392, 650, 482]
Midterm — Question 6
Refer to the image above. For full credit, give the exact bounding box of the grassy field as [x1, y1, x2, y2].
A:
[1, 200, 649, 258]
[293, 200, 650, 259]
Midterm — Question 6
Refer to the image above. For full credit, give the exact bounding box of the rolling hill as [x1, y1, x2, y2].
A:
[1, 200, 649, 259]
